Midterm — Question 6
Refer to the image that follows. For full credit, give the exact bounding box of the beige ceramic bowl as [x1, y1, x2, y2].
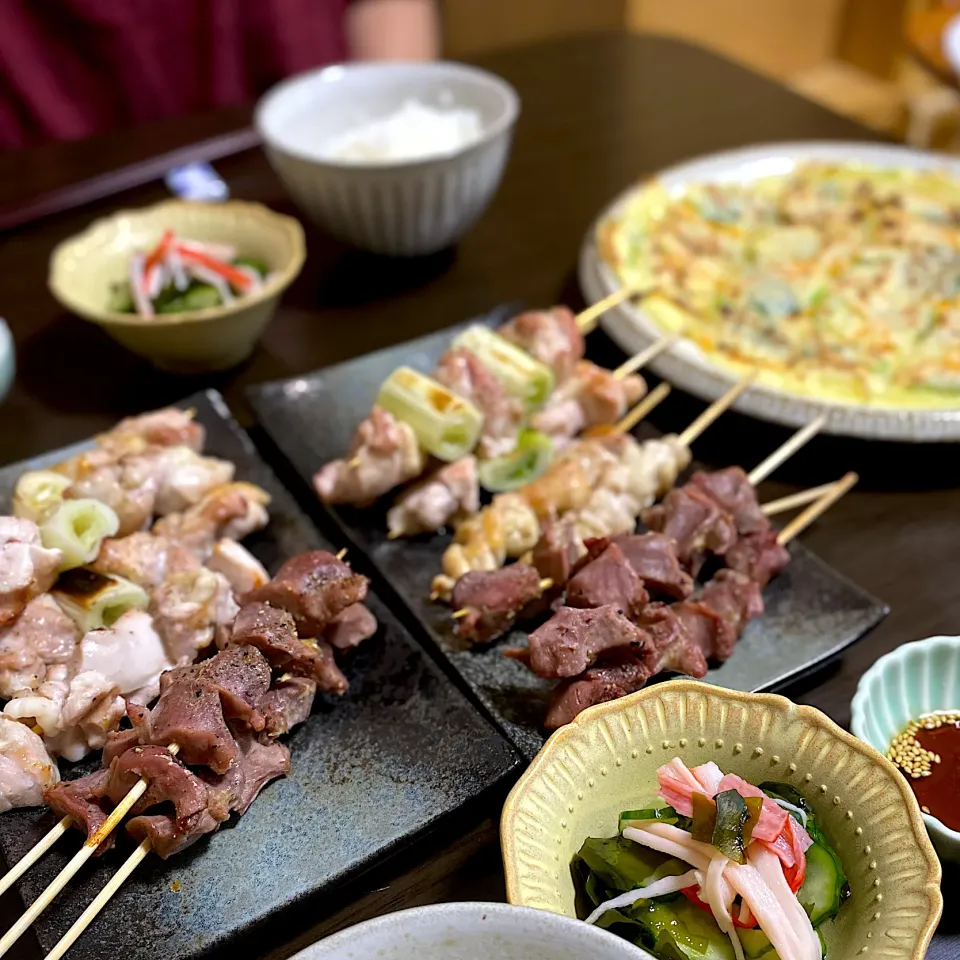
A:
[48, 199, 305, 373]
[502, 680, 942, 960]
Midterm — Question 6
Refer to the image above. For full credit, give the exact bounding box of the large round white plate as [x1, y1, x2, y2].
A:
[579, 141, 960, 442]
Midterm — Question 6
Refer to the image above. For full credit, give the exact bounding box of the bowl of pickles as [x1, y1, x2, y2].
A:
[49, 199, 305, 374]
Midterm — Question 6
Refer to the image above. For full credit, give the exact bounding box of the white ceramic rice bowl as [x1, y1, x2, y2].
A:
[256, 61, 519, 256]
[297, 903, 655, 960]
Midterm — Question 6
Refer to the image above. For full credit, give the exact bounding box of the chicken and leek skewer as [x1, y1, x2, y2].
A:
[0, 408, 276, 792]
[314, 305, 651, 510]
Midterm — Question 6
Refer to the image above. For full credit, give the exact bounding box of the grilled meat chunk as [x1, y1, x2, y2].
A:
[612, 532, 694, 600]
[0, 517, 61, 626]
[498, 305, 585, 382]
[260, 676, 317, 737]
[313, 407, 424, 507]
[323, 603, 378, 651]
[725, 529, 790, 588]
[243, 551, 368, 637]
[451, 565, 545, 646]
[231, 601, 348, 692]
[564, 543, 649, 619]
[510, 604, 647, 678]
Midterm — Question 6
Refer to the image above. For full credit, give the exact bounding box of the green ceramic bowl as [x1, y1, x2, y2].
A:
[502, 679, 942, 960]
[48, 199, 305, 374]
[851, 635, 960, 862]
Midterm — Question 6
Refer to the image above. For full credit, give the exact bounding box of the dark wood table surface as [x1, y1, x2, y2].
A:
[0, 31, 956, 960]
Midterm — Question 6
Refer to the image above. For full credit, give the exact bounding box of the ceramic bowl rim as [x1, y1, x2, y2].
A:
[501, 678, 943, 957]
[296, 901, 654, 959]
[47, 199, 306, 327]
[851, 634, 960, 848]
[254, 59, 521, 173]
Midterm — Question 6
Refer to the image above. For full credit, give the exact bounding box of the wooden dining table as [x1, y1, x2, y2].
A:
[0, 30, 956, 960]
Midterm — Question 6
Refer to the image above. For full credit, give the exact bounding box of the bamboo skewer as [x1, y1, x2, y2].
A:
[574, 284, 649, 334]
[676, 374, 756, 448]
[0, 744, 180, 958]
[610, 337, 676, 380]
[747, 416, 827, 486]
[0, 817, 71, 897]
[610, 382, 672, 434]
[43, 838, 152, 960]
[760, 481, 840, 517]
[777, 472, 858, 546]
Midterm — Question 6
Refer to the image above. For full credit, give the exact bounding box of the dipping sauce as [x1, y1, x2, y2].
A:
[888, 711, 960, 831]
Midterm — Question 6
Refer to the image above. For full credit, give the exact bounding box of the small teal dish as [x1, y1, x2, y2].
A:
[851, 635, 960, 862]
[0, 320, 14, 404]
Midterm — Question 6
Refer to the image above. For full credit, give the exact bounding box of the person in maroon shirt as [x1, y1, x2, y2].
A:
[0, 0, 440, 149]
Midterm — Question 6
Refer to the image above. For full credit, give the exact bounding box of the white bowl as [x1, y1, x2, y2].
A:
[942, 14, 960, 77]
[0, 319, 13, 403]
[297, 903, 654, 960]
[255, 61, 519, 256]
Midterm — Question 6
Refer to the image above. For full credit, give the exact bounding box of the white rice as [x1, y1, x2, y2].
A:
[322, 99, 484, 164]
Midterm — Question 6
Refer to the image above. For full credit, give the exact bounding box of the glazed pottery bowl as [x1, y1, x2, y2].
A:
[256, 61, 519, 256]
[851, 635, 960, 861]
[48, 199, 305, 374]
[0, 319, 13, 403]
[299, 902, 655, 959]
[502, 679, 942, 960]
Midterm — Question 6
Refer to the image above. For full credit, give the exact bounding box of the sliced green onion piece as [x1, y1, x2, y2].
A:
[712, 789, 750, 864]
[376, 367, 483, 462]
[690, 791, 717, 843]
[452, 325, 556, 411]
[40, 498, 120, 570]
[12, 470, 72, 524]
[478, 429, 554, 492]
[52, 568, 148, 633]
[618, 806, 679, 831]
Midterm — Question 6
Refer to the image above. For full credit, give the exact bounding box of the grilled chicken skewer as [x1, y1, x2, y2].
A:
[315, 297, 655, 510]
[385, 338, 677, 540]
[431, 375, 755, 602]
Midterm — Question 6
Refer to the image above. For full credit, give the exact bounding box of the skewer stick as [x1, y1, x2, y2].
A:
[747, 415, 827, 486]
[335, 548, 347, 561]
[42, 838, 152, 960]
[611, 337, 677, 380]
[676, 373, 756, 447]
[0, 817, 71, 898]
[760, 481, 839, 517]
[611, 382, 672, 434]
[0, 744, 180, 958]
[575, 284, 649, 334]
[777, 473, 858, 546]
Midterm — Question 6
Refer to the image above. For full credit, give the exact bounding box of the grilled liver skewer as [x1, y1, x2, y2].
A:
[448, 415, 826, 642]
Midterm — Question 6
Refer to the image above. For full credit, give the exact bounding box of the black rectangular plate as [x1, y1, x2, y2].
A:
[0, 390, 520, 960]
[248, 308, 889, 761]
